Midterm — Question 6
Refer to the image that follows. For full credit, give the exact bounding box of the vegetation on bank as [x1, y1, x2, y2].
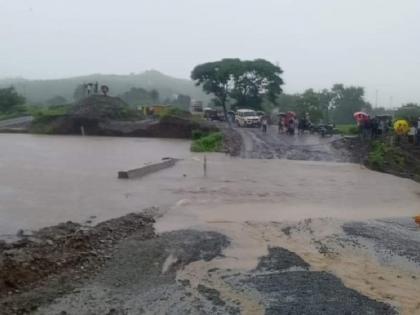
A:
[28, 105, 72, 133]
[191, 131, 223, 152]
[367, 140, 420, 181]
[336, 124, 359, 135]
[158, 107, 192, 120]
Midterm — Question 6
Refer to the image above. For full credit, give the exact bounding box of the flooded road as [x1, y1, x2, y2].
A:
[237, 125, 353, 161]
[0, 134, 191, 237]
[30, 154, 420, 314]
[2, 132, 420, 314]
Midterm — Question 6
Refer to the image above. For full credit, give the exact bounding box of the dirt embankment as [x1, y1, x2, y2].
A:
[0, 212, 155, 314]
[32, 115, 218, 139]
[29, 95, 218, 139]
[333, 136, 420, 182]
[218, 125, 242, 156]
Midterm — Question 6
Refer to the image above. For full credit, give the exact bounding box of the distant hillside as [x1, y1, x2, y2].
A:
[0, 70, 211, 105]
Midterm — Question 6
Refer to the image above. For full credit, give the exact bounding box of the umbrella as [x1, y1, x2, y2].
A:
[353, 112, 369, 122]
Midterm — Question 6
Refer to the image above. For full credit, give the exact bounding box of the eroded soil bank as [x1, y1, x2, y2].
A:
[10, 215, 419, 314]
[0, 213, 155, 314]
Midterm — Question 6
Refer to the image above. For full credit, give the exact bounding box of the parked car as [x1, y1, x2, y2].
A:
[235, 109, 261, 127]
[203, 108, 219, 121]
[310, 123, 338, 137]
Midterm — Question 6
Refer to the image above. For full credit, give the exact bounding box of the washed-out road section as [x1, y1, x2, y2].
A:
[1, 129, 420, 314]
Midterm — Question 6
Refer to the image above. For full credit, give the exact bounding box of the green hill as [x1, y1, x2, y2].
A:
[0, 70, 210, 105]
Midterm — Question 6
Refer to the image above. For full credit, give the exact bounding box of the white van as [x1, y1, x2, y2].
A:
[235, 109, 261, 127]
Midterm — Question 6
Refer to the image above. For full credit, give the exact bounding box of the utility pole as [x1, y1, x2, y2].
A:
[375, 89, 378, 108]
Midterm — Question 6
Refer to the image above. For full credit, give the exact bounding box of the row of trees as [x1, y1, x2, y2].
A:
[118, 88, 192, 109]
[276, 89, 420, 124]
[119, 87, 159, 106]
[275, 84, 372, 124]
[191, 58, 420, 124]
[191, 59, 378, 124]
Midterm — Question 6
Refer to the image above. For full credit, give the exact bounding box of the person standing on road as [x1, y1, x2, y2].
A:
[288, 117, 295, 135]
[261, 116, 268, 133]
[408, 121, 416, 144]
[416, 117, 420, 145]
[278, 116, 283, 134]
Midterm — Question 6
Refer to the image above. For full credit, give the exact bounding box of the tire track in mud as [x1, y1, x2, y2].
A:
[237, 126, 352, 162]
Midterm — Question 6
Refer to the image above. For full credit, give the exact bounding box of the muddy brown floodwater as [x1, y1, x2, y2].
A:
[2, 130, 420, 314]
[0, 134, 191, 238]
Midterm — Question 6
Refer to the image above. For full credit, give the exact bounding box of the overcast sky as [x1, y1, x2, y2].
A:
[1, 0, 419, 107]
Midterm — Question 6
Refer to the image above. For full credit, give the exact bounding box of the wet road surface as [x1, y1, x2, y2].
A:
[33, 155, 420, 314]
[2, 132, 420, 314]
[237, 125, 353, 161]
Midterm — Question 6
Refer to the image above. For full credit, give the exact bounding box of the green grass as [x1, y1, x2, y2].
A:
[191, 132, 223, 152]
[0, 112, 26, 121]
[368, 141, 405, 172]
[158, 107, 192, 120]
[28, 104, 71, 118]
[335, 124, 359, 135]
[28, 105, 72, 134]
[0, 105, 29, 121]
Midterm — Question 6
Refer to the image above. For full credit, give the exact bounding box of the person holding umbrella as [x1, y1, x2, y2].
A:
[353, 112, 370, 140]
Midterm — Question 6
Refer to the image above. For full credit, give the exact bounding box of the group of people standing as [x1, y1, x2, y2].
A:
[277, 113, 311, 135]
[359, 115, 420, 145]
[358, 117, 390, 140]
[408, 118, 420, 145]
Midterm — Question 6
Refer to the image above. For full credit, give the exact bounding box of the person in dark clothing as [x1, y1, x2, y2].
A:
[416, 118, 420, 145]
[288, 118, 295, 135]
[371, 118, 379, 138]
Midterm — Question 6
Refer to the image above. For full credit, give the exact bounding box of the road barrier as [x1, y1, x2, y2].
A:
[118, 158, 177, 179]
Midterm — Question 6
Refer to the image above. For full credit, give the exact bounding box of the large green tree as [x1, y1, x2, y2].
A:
[295, 89, 324, 123]
[330, 84, 371, 124]
[119, 87, 160, 106]
[0, 87, 25, 113]
[169, 94, 191, 109]
[274, 89, 331, 123]
[230, 59, 283, 110]
[394, 103, 420, 121]
[191, 59, 283, 123]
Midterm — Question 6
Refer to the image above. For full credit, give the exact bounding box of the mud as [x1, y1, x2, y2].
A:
[215, 124, 242, 157]
[255, 247, 309, 272]
[343, 218, 420, 265]
[236, 126, 354, 162]
[0, 213, 155, 314]
[225, 246, 396, 315]
[242, 271, 396, 315]
[33, 230, 230, 315]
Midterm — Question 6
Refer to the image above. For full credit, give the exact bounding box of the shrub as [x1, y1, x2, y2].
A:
[368, 141, 406, 172]
[191, 129, 209, 140]
[159, 107, 191, 120]
[336, 124, 359, 135]
[191, 132, 223, 152]
[368, 141, 386, 171]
